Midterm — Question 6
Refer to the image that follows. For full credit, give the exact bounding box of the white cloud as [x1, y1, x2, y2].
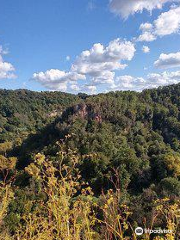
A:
[109, 0, 179, 18]
[32, 39, 136, 92]
[112, 71, 180, 91]
[70, 83, 97, 95]
[142, 46, 150, 53]
[154, 52, 180, 69]
[140, 23, 153, 31]
[154, 6, 180, 36]
[0, 45, 16, 80]
[83, 85, 97, 94]
[72, 39, 135, 85]
[69, 84, 80, 92]
[114, 75, 146, 91]
[33, 69, 180, 94]
[92, 71, 115, 85]
[147, 71, 180, 86]
[138, 6, 180, 41]
[32, 69, 85, 91]
[138, 32, 156, 42]
[137, 23, 157, 42]
[137, 23, 156, 42]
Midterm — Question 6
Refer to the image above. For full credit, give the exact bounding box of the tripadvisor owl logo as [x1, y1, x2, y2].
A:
[135, 227, 143, 236]
[135, 227, 173, 235]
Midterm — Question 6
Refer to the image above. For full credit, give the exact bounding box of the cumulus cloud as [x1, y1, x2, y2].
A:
[112, 71, 180, 91]
[69, 84, 96, 95]
[154, 6, 180, 36]
[72, 39, 135, 84]
[114, 75, 146, 91]
[138, 32, 156, 42]
[32, 69, 85, 91]
[32, 39, 136, 92]
[138, 23, 156, 41]
[138, 6, 180, 41]
[0, 46, 16, 80]
[140, 23, 153, 31]
[69, 84, 80, 92]
[83, 85, 97, 94]
[109, 0, 179, 18]
[142, 46, 150, 53]
[154, 52, 180, 69]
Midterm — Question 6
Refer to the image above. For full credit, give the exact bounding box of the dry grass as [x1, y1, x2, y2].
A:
[0, 151, 179, 240]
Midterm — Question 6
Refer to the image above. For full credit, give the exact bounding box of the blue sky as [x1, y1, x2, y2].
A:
[0, 0, 180, 94]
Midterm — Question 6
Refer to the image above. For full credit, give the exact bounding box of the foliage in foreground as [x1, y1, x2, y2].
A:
[0, 150, 180, 240]
[2, 84, 180, 238]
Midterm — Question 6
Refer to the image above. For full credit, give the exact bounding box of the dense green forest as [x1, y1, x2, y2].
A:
[0, 89, 81, 141]
[1, 84, 180, 239]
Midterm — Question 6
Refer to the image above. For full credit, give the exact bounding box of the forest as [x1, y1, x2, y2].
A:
[1, 84, 180, 239]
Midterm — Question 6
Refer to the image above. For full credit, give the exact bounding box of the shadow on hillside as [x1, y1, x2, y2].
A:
[13, 102, 91, 169]
[13, 105, 78, 168]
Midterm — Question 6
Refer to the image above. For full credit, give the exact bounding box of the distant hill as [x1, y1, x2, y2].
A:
[2, 84, 180, 237]
[0, 89, 80, 141]
[6, 83, 180, 195]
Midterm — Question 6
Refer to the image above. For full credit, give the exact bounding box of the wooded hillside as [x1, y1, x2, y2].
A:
[1, 84, 180, 239]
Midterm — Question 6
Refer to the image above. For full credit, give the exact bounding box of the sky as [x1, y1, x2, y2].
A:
[0, 0, 180, 94]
